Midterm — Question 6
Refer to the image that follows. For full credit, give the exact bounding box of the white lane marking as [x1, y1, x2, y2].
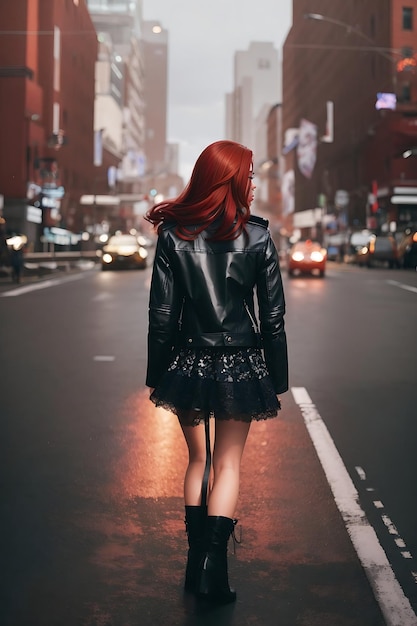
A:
[363, 479, 415, 569]
[382, 515, 399, 536]
[92, 292, 112, 302]
[387, 279, 417, 294]
[355, 466, 367, 481]
[1, 273, 85, 297]
[291, 387, 417, 626]
[93, 356, 115, 362]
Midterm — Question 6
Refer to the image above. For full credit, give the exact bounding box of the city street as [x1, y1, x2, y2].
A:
[1, 261, 417, 625]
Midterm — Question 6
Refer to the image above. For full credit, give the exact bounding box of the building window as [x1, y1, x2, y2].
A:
[401, 83, 411, 101]
[258, 59, 270, 69]
[402, 7, 413, 30]
[402, 46, 413, 57]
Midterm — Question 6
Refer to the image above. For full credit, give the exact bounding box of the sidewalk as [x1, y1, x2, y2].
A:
[0, 259, 96, 290]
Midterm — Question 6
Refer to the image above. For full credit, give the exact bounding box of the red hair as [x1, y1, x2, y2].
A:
[145, 140, 253, 240]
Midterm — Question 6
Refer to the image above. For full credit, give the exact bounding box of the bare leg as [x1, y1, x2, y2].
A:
[180, 415, 214, 506]
[208, 419, 251, 518]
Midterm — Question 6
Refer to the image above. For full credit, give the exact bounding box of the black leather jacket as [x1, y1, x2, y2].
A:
[146, 215, 288, 394]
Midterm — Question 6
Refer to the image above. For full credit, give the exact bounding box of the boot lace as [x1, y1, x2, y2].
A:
[230, 518, 242, 554]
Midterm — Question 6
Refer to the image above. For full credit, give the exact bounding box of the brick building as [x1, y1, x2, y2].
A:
[0, 0, 99, 249]
[282, 0, 417, 241]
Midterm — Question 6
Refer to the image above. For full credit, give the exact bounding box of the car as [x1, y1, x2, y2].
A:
[397, 229, 417, 269]
[345, 230, 373, 263]
[355, 234, 399, 268]
[101, 234, 148, 271]
[137, 233, 156, 248]
[287, 240, 327, 277]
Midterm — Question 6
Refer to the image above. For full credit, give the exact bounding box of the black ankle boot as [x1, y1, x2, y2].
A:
[197, 515, 237, 604]
[184, 505, 207, 593]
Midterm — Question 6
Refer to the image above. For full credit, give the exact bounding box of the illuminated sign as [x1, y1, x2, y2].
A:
[375, 92, 396, 111]
[397, 57, 417, 72]
[42, 185, 65, 198]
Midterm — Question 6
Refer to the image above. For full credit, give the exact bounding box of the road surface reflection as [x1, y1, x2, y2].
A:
[115, 387, 187, 499]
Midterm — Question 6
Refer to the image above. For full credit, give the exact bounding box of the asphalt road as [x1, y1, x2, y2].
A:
[1, 261, 416, 626]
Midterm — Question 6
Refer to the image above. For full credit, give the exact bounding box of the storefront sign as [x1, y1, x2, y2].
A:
[26, 206, 42, 224]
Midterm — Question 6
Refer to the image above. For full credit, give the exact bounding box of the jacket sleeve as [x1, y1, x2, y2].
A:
[146, 233, 183, 388]
[256, 234, 288, 394]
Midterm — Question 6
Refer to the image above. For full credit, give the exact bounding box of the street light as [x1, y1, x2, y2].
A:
[303, 12, 399, 85]
[304, 13, 395, 61]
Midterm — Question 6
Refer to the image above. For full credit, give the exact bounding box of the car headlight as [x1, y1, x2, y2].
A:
[292, 252, 304, 261]
[118, 246, 137, 256]
[310, 251, 324, 262]
[102, 253, 113, 263]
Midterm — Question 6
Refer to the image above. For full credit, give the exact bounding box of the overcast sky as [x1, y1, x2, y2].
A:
[143, 1, 293, 181]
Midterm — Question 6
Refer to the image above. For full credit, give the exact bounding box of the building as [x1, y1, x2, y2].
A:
[282, 0, 417, 242]
[141, 21, 168, 177]
[87, 0, 146, 185]
[254, 104, 283, 224]
[0, 0, 98, 249]
[86, 2, 180, 226]
[139, 21, 183, 202]
[94, 33, 124, 171]
[226, 42, 281, 169]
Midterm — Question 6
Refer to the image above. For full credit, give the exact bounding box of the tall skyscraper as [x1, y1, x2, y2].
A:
[87, 0, 146, 180]
[225, 42, 281, 167]
[141, 20, 168, 176]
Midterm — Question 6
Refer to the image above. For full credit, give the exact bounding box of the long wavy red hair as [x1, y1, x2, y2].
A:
[145, 140, 253, 240]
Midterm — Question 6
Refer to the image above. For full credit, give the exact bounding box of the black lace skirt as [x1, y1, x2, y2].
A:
[150, 347, 280, 426]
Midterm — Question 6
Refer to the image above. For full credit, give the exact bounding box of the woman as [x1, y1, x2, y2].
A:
[146, 140, 288, 604]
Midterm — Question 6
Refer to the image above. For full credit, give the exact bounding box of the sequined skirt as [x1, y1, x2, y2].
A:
[150, 347, 280, 425]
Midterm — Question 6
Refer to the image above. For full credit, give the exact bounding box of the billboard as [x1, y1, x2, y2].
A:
[297, 119, 318, 179]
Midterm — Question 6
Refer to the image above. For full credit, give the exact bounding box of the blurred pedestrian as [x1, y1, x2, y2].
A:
[8, 234, 26, 283]
[10, 246, 24, 283]
[0, 217, 8, 268]
[145, 140, 288, 605]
